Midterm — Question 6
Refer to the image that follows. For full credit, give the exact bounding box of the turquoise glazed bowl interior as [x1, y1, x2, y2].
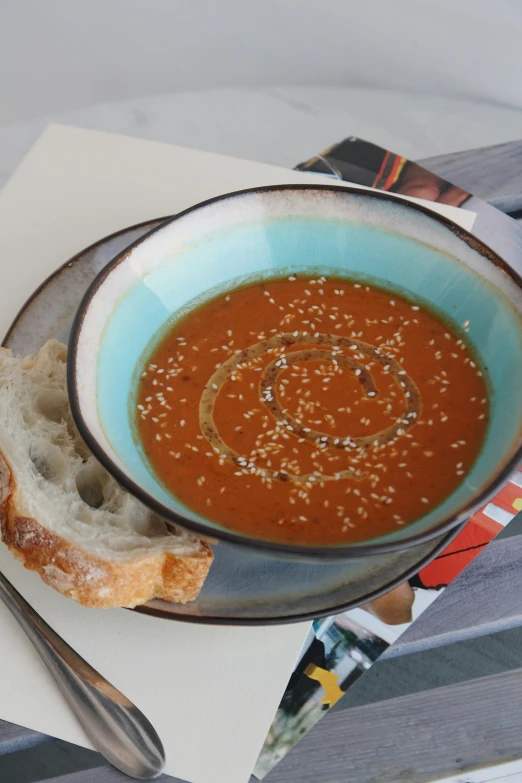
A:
[69, 185, 522, 559]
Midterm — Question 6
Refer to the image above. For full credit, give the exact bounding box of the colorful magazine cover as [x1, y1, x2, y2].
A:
[254, 137, 522, 779]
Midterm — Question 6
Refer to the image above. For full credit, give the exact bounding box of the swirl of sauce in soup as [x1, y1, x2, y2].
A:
[136, 277, 489, 546]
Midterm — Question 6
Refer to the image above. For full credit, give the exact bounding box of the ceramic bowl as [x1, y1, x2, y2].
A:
[68, 184, 522, 560]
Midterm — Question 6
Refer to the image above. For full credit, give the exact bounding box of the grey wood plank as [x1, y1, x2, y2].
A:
[37, 767, 174, 782]
[496, 511, 522, 539]
[330, 523, 522, 714]
[333, 625, 522, 712]
[383, 534, 522, 658]
[265, 667, 522, 783]
[420, 140, 522, 209]
[420, 141, 522, 278]
[0, 720, 49, 755]
[0, 737, 102, 783]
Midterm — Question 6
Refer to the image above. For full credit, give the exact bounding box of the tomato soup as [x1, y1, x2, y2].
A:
[135, 277, 489, 546]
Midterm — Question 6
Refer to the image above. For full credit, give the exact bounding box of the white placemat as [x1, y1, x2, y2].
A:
[0, 124, 475, 783]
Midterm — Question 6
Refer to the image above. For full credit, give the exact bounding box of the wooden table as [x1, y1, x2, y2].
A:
[1, 140, 522, 783]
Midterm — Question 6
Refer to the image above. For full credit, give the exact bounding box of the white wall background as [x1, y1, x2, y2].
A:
[1, 0, 521, 126]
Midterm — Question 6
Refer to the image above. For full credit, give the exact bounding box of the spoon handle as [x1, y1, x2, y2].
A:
[0, 571, 165, 780]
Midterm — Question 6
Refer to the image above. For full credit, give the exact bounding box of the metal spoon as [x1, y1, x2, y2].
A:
[0, 571, 165, 779]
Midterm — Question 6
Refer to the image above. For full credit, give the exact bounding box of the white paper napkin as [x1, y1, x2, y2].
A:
[0, 125, 475, 783]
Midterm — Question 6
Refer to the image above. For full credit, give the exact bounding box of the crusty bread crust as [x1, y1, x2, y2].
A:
[0, 341, 213, 609]
[0, 449, 213, 608]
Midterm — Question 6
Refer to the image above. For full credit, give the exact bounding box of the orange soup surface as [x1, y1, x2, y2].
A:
[136, 277, 489, 546]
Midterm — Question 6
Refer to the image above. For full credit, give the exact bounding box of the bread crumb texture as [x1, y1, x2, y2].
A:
[0, 340, 212, 608]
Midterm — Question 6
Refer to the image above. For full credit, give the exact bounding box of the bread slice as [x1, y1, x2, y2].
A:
[0, 340, 213, 608]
